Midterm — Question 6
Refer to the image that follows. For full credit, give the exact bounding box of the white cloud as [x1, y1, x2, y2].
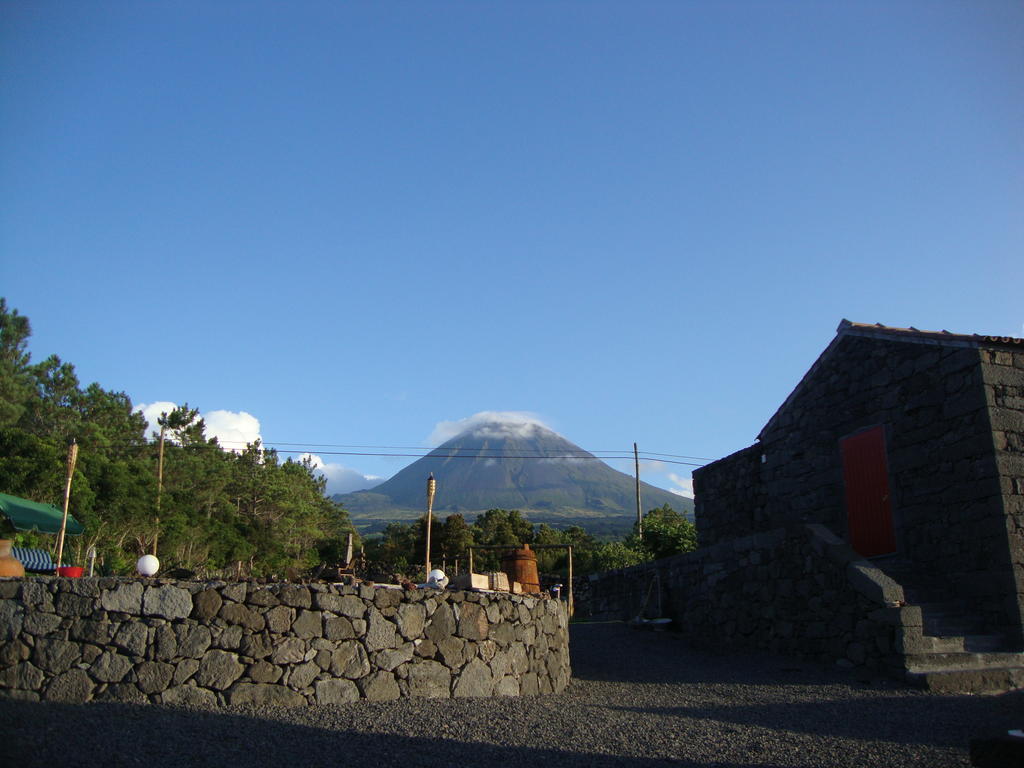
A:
[667, 472, 695, 499]
[134, 403, 262, 451]
[300, 453, 381, 495]
[204, 410, 261, 449]
[136, 401, 178, 439]
[428, 411, 550, 445]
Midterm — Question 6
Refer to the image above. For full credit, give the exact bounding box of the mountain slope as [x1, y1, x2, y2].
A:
[335, 420, 693, 533]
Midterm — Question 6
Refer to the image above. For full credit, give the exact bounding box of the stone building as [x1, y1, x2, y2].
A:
[694, 320, 1024, 647]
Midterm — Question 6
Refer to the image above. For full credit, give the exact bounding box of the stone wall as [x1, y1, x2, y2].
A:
[694, 333, 1022, 640]
[575, 524, 916, 674]
[981, 346, 1024, 633]
[0, 577, 570, 705]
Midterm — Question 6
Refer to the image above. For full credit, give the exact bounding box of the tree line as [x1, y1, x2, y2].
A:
[364, 504, 697, 581]
[0, 299, 357, 577]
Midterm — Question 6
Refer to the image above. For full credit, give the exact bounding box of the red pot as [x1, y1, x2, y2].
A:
[57, 566, 84, 578]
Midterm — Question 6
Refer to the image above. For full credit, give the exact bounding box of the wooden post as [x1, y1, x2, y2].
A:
[567, 544, 574, 618]
[424, 473, 436, 575]
[634, 442, 643, 537]
[55, 439, 78, 575]
[468, 547, 474, 575]
[154, 424, 166, 556]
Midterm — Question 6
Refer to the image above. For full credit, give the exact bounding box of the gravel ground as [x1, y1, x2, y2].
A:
[2, 621, 1021, 768]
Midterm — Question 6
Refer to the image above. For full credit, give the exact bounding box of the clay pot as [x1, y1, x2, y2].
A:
[0, 539, 25, 578]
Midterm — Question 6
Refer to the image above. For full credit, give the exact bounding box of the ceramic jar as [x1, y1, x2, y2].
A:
[0, 539, 25, 578]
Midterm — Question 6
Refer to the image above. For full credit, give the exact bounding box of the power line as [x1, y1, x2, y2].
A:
[100, 437, 711, 467]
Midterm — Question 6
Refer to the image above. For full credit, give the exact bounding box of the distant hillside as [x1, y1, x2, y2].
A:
[334, 420, 693, 536]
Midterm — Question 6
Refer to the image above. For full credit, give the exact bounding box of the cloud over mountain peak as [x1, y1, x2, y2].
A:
[427, 411, 551, 445]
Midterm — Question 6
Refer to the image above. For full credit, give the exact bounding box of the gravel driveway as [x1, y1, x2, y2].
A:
[3, 621, 1020, 767]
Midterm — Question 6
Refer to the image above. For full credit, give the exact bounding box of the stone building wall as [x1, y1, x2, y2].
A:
[981, 346, 1024, 632]
[0, 577, 570, 705]
[694, 333, 1022, 639]
[575, 524, 913, 674]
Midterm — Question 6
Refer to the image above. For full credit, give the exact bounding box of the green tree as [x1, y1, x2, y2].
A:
[438, 513, 473, 566]
[0, 298, 34, 427]
[471, 509, 535, 571]
[631, 504, 697, 560]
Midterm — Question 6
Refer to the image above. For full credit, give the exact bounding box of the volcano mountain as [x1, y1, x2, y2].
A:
[334, 420, 693, 536]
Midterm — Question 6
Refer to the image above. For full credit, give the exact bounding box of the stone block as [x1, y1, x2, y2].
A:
[265, 605, 293, 633]
[292, 609, 322, 639]
[163, 684, 218, 707]
[846, 562, 904, 605]
[458, 601, 489, 641]
[136, 661, 174, 694]
[90, 650, 132, 683]
[359, 671, 400, 701]
[453, 658, 493, 698]
[0, 661, 44, 691]
[271, 638, 306, 665]
[55, 592, 94, 617]
[331, 640, 370, 679]
[21, 581, 54, 611]
[44, 668, 93, 703]
[246, 587, 279, 608]
[33, 638, 80, 674]
[215, 624, 244, 650]
[143, 585, 192, 620]
[240, 632, 274, 659]
[287, 661, 319, 690]
[219, 602, 265, 631]
[315, 678, 359, 704]
[277, 585, 312, 609]
[436, 635, 467, 668]
[101, 582, 143, 614]
[248, 660, 282, 684]
[112, 622, 148, 657]
[173, 659, 199, 685]
[365, 608, 398, 651]
[23, 611, 62, 637]
[196, 650, 244, 690]
[396, 602, 425, 640]
[407, 660, 451, 698]
[192, 589, 223, 620]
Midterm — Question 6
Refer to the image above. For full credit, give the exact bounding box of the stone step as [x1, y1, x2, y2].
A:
[906, 665, 1024, 695]
[904, 651, 1024, 673]
[914, 634, 1011, 653]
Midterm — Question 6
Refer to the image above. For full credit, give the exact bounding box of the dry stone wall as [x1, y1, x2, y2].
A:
[575, 524, 913, 675]
[0, 577, 570, 705]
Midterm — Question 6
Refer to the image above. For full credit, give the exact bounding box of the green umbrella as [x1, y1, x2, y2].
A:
[0, 492, 84, 535]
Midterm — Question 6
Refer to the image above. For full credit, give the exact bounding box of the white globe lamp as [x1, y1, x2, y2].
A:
[137, 554, 160, 577]
[426, 569, 448, 589]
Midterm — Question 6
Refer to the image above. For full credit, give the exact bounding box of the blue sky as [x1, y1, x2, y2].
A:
[2, 1, 1021, 499]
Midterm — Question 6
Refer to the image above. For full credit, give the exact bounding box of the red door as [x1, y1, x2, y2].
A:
[841, 426, 896, 557]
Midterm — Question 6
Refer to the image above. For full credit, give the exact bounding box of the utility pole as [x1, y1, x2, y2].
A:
[634, 442, 643, 537]
[154, 423, 166, 556]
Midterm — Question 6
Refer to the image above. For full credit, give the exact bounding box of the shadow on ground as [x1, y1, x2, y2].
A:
[2, 699, 813, 768]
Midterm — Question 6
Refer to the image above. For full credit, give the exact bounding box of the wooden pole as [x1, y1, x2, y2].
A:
[424, 473, 436, 575]
[468, 547, 474, 575]
[154, 424, 166, 556]
[55, 439, 78, 575]
[634, 442, 643, 537]
[567, 544, 574, 619]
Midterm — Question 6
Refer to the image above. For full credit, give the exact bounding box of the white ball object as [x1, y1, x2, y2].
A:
[427, 569, 448, 588]
[137, 554, 160, 576]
